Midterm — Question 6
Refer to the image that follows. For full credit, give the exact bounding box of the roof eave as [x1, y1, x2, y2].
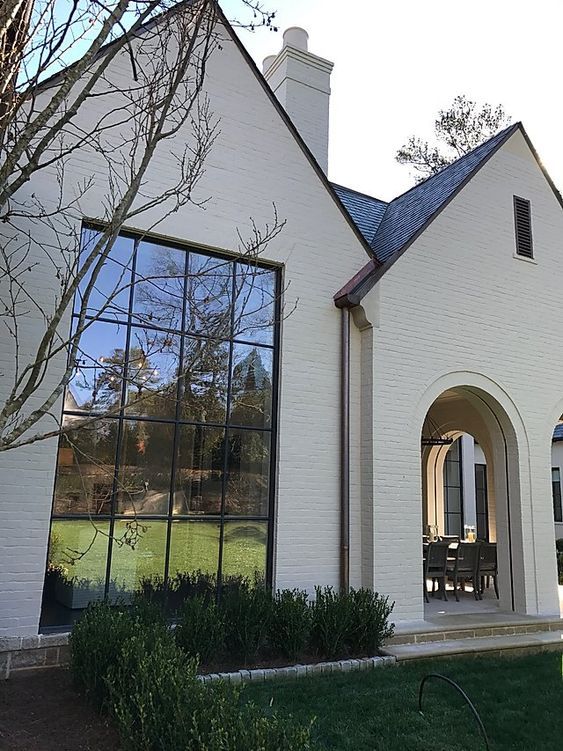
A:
[334, 258, 380, 308]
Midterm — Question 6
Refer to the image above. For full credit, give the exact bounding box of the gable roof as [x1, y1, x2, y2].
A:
[370, 122, 519, 263]
[332, 184, 387, 244]
[335, 122, 563, 307]
[35, 2, 376, 263]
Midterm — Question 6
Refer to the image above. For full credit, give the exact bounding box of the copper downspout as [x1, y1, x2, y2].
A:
[340, 306, 350, 593]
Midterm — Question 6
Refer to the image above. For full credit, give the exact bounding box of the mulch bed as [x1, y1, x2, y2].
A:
[0, 668, 120, 751]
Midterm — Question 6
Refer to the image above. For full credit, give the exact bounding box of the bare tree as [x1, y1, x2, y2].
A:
[0, 0, 286, 455]
[396, 94, 512, 183]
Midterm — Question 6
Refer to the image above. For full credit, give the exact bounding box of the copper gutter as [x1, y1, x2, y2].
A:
[340, 306, 350, 592]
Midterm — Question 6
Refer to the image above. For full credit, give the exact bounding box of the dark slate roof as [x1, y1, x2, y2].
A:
[554, 424, 563, 441]
[369, 123, 520, 262]
[332, 184, 387, 244]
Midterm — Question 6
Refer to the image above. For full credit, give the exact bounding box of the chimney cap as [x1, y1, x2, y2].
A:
[283, 27, 309, 51]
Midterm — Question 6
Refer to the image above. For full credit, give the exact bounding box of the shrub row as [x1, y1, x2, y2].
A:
[175, 583, 395, 666]
[70, 600, 315, 751]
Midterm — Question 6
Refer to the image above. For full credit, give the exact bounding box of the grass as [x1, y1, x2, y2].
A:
[50, 518, 266, 588]
[243, 652, 563, 750]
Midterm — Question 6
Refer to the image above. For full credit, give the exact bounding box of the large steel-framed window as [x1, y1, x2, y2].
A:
[42, 226, 280, 626]
[475, 463, 489, 541]
[552, 467, 562, 524]
[443, 438, 464, 537]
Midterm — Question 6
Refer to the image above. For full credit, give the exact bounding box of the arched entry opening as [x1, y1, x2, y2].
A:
[550, 417, 563, 608]
[420, 384, 523, 615]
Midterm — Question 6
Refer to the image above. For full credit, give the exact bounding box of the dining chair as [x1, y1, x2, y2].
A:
[439, 535, 460, 544]
[479, 542, 499, 599]
[423, 541, 450, 602]
[446, 542, 481, 601]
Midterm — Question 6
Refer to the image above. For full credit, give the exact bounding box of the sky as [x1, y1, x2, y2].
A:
[226, 0, 563, 201]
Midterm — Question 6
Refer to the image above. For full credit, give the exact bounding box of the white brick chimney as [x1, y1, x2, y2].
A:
[263, 27, 334, 174]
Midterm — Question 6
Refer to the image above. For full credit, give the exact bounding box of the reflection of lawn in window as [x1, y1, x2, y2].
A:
[50, 519, 266, 588]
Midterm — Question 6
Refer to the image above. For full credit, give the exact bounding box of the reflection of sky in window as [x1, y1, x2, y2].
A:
[66, 320, 127, 412]
[127, 328, 180, 385]
[125, 328, 180, 417]
[186, 253, 232, 336]
[75, 232, 135, 320]
[234, 265, 275, 345]
[132, 242, 186, 331]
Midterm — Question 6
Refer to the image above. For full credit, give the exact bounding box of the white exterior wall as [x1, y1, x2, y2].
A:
[0, 24, 368, 635]
[361, 129, 563, 622]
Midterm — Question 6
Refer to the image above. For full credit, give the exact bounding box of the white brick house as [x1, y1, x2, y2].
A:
[1, 11, 562, 639]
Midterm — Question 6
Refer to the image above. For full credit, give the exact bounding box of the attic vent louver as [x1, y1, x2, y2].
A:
[514, 196, 533, 259]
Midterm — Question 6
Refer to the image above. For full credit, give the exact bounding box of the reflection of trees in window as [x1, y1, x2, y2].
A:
[230, 345, 272, 429]
[54, 419, 118, 515]
[186, 253, 232, 337]
[125, 329, 180, 418]
[117, 421, 175, 515]
[174, 426, 224, 515]
[133, 243, 186, 330]
[234, 266, 276, 344]
[226, 430, 270, 516]
[181, 338, 229, 424]
[48, 229, 278, 624]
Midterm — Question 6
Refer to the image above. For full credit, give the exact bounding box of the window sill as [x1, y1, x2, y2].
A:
[513, 253, 537, 265]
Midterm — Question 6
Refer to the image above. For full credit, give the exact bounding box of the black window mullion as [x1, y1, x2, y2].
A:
[217, 264, 237, 592]
[104, 236, 140, 598]
[265, 267, 281, 588]
[163, 249, 190, 587]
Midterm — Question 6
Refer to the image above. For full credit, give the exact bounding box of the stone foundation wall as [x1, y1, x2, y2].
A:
[0, 633, 70, 679]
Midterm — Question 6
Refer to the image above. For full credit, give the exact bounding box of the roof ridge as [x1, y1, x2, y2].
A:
[389, 122, 521, 204]
[331, 182, 387, 205]
[369, 122, 522, 250]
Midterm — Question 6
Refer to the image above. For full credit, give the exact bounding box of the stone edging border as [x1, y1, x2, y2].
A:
[1, 632, 397, 682]
[197, 655, 396, 684]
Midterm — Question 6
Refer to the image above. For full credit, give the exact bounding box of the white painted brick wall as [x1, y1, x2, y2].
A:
[0, 22, 368, 635]
[360, 129, 563, 621]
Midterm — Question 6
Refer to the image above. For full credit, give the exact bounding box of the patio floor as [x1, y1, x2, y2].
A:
[411, 582, 563, 634]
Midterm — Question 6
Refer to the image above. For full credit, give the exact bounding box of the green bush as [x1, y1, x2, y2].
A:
[106, 630, 201, 750]
[556, 538, 563, 553]
[310, 586, 353, 659]
[222, 581, 272, 663]
[309, 587, 395, 659]
[106, 626, 314, 750]
[270, 588, 311, 661]
[175, 594, 224, 665]
[70, 601, 137, 711]
[346, 588, 395, 654]
[70, 599, 169, 711]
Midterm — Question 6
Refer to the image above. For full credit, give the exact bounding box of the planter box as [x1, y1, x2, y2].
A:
[54, 579, 130, 609]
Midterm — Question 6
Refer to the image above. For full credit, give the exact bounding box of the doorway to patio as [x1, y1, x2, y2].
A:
[420, 385, 521, 617]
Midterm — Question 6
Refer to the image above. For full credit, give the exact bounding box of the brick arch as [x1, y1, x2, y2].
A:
[416, 372, 532, 613]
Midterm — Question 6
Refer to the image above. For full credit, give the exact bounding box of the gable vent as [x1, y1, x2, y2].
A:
[514, 196, 533, 259]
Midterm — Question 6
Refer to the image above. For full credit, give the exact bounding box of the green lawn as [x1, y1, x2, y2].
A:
[50, 518, 266, 589]
[243, 652, 563, 750]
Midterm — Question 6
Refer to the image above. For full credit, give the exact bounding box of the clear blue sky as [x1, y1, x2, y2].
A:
[226, 0, 563, 201]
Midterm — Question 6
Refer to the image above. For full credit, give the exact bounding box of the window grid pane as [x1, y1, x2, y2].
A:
[45, 229, 278, 625]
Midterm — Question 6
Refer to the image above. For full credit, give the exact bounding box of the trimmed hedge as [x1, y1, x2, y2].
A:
[174, 581, 394, 666]
[71, 601, 315, 751]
